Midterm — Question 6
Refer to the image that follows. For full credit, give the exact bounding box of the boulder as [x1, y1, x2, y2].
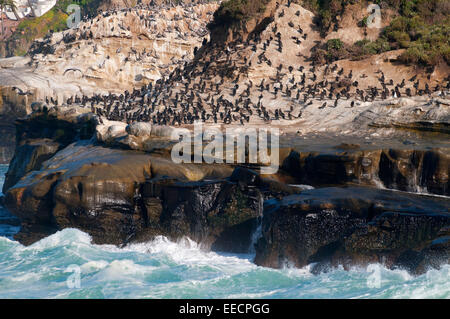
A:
[5, 142, 153, 245]
[126, 122, 152, 137]
[4, 142, 236, 246]
[30, 102, 46, 113]
[96, 122, 127, 143]
[2, 139, 60, 193]
[229, 166, 262, 186]
[343, 212, 450, 273]
[254, 186, 450, 273]
[281, 148, 450, 195]
[150, 125, 177, 139]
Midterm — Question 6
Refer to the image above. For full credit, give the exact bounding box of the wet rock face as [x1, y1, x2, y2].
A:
[0, 87, 28, 164]
[282, 151, 363, 185]
[2, 114, 448, 272]
[3, 129, 449, 273]
[378, 149, 449, 195]
[0, 121, 16, 164]
[254, 188, 368, 268]
[344, 212, 449, 273]
[254, 187, 450, 273]
[282, 148, 450, 195]
[4, 140, 260, 249]
[2, 139, 60, 193]
[14, 113, 96, 145]
[4, 142, 154, 245]
[141, 177, 263, 252]
[1, 113, 96, 194]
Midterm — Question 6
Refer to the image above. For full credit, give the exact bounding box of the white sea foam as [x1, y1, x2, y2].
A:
[0, 228, 448, 299]
[0, 162, 448, 299]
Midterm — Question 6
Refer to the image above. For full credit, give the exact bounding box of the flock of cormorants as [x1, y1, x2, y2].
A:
[54, 2, 449, 127]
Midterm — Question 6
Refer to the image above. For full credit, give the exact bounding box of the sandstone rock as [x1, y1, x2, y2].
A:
[4, 120, 449, 273]
[76, 112, 98, 125]
[0, 2, 218, 107]
[139, 176, 264, 252]
[5, 142, 153, 245]
[126, 122, 152, 137]
[150, 125, 178, 139]
[2, 139, 60, 193]
[378, 148, 449, 195]
[0, 116, 16, 164]
[116, 134, 144, 150]
[281, 149, 382, 186]
[2, 111, 96, 190]
[281, 148, 450, 195]
[344, 212, 449, 269]
[30, 102, 46, 113]
[15, 112, 91, 143]
[96, 122, 128, 142]
[254, 188, 368, 269]
[107, 125, 127, 139]
[0, 2, 219, 165]
[4, 142, 234, 245]
[229, 166, 262, 186]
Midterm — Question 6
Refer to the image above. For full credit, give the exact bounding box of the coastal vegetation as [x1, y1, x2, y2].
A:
[1, 0, 102, 57]
[0, 0, 17, 37]
[357, 0, 450, 66]
[320, 0, 449, 66]
[212, 0, 449, 66]
[3, 0, 449, 66]
[209, 0, 271, 29]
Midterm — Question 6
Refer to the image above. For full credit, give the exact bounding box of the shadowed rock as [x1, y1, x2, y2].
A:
[282, 148, 450, 195]
[254, 186, 450, 274]
[2, 139, 60, 193]
[140, 176, 263, 252]
[4, 141, 235, 246]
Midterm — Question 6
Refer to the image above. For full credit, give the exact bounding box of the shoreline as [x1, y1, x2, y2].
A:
[0, 109, 448, 274]
[0, 1, 449, 278]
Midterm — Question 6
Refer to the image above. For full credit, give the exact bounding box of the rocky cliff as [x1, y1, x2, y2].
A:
[0, 1, 219, 163]
[254, 187, 449, 274]
[1, 110, 448, 274]
[0, 0, 449, 275]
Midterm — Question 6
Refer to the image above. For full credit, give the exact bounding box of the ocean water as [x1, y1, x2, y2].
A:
[0, 165, 20, 239]
[0, 164, 449, 299]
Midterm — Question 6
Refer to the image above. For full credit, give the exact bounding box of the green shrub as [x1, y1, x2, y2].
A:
[16, 9, 69, 42]
[5, 0, 102, 57]
[359, 16, 368, 27]
[321, 38, 349, 62]
[398, 20, 450, 65]
[299, 0, 449, 66]
[211, 0, 271, 26]
[380, 0, 450, 66]
[327, 38, 344, 51]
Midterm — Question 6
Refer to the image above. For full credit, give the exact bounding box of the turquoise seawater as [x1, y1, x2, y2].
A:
[0, 165, 20, 239]
[0, 164, 449, 299]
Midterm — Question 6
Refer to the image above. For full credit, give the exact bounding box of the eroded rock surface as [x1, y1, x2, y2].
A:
[282, 148, 450, 196]
[2, 115, 449, 274]
[0, 1, 449, 275]
[4, 141, 237, 245]
[0, 2, 218, 163]
[254, 187, 450, 274]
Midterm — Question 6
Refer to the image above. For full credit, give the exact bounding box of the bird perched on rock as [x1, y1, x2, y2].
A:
[12, 87, 32, 96]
